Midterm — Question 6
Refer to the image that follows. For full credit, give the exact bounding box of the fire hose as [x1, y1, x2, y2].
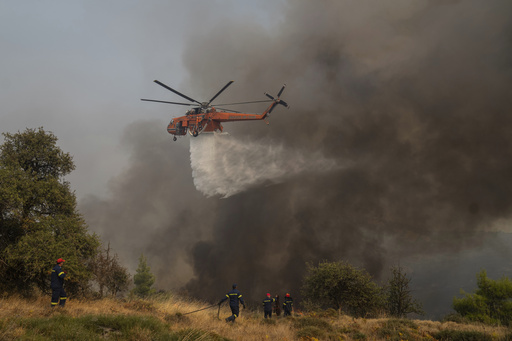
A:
[181, 304, 218, 316]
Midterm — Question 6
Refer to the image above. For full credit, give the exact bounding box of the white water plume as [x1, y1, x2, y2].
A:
[190, 132, 340, 198]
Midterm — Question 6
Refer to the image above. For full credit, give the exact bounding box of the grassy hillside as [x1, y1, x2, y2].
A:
[0, 295, 510, 340]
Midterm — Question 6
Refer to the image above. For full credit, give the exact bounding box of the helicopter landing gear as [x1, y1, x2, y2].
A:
[173, 136, 177, 141]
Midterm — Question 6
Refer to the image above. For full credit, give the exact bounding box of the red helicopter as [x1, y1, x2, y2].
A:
[141, 80, 289, 141]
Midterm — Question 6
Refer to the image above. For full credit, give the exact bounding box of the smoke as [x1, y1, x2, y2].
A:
[190, 133, 341, 198]
[81, 0, 512, 313]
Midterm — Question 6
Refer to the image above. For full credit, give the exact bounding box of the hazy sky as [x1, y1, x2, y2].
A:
[1, 0, 280, 196]
[2, 1, 512, 319]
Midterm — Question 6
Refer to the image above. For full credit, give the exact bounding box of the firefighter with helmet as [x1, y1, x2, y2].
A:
[218, 283, 246, 322]
[262, 293, 275, 318]
[283, 293, 293, 316]
[50, 258, 67, 307]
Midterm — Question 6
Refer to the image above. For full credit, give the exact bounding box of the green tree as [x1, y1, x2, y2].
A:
[386, 265, 424, 318]
[453, 270, 512, 325]
[0, 128, 100, 296]
[301, 260, 384, 317]
[131, 254, 155, 298]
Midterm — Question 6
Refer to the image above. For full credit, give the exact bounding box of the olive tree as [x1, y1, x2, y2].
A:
[301, 260, 384, 317]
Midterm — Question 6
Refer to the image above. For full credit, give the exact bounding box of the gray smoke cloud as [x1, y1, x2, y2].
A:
[81, 0, 512, 314]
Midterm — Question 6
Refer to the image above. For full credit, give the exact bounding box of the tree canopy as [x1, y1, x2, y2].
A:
[0, 128, 100, 295]
[301, 260, 383, 317]
[453, 270, 512, 325]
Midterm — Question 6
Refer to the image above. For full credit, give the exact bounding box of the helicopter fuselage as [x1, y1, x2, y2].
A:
[167, 103, 280, 137]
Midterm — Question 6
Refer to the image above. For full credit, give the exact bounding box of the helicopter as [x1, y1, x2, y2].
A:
[141, 80, 289, 141]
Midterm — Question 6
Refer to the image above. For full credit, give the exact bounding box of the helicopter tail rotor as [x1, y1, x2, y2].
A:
[265, 84, 289, 114]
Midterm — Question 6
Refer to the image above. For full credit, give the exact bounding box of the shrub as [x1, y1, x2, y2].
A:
[301, 260, 384, 317]
[318, 308, 339, 318]
[296, 326, 326, 340]
[12, 314, 232, 340]
[18, 315, 103, 340]
[293, 316, 333, 331]
[442, 313, 470, 324]
[377, 319, 419, 341]
[453, 270, 512, 325]
[352, 331, 367, 340]
[432, 329, 492, 341]
[501, 332, 512, 341]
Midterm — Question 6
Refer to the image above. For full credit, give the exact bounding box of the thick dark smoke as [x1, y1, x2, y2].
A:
[81, 0, 512, 316]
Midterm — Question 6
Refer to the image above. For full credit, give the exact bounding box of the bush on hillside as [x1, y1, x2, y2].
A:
[453, 270, 512, 325]
[301, 260, 384, 317]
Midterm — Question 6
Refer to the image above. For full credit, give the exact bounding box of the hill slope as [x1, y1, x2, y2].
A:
[0, 296, 509, 340]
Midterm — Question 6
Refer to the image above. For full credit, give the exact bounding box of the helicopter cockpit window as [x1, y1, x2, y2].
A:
[170, 119, 174, 125]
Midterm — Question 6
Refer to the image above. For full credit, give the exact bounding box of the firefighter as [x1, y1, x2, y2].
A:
[283, 293, 293, 316]
[218, 283, 245, 322]
[50, 258, 67, 307]
[262, 293, 275, 318]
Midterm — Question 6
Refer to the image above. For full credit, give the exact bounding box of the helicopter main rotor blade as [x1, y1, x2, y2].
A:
[277, 84, 286, 98]
[265, 93, 275, 100]
[207, 80, 234, 106]
[214, 99, 272, 106]
[154, 80, 202, 105]
[141, 99, 195, 106]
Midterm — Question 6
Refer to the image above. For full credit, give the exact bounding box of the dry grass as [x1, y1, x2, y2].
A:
[0, 295, 510, 340]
